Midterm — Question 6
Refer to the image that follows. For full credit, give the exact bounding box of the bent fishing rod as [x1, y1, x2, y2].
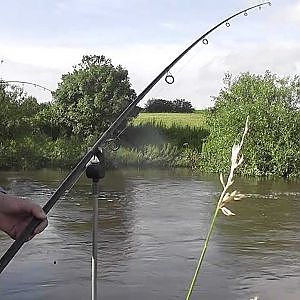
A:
[0, 1, 271, 274]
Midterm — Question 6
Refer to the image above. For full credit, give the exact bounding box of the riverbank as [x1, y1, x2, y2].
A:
[1, 106, 300, 177]
[0, 111, 209, 171]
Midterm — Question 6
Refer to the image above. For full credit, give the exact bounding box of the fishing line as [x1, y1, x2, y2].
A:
[0, 80, 54, 94]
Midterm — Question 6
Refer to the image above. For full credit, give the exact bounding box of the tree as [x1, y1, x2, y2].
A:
[0, 83, 41, 140]
[201, 71, 300, 177]
[144, 98, 194, 113]
[144, 98, 174, 113]
[53, 55, 136, 137]
[35, 102, 62, 140]
[173, 99, 194, 113]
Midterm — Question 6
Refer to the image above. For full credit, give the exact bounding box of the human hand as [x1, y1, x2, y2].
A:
[0, 193, 48, 240]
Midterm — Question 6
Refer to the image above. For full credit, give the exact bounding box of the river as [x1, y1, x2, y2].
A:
[0, 168, 299, 300]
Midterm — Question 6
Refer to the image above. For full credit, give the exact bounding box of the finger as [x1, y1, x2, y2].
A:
[33, 218, 48, 235]
[30, 204, 47, 220]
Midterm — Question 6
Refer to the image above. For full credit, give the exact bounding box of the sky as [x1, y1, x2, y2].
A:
[0, 0, 299, 108]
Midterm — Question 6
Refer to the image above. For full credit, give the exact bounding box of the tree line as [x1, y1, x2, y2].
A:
[1, 54, 300, 177]
[144, 98, 194, 113]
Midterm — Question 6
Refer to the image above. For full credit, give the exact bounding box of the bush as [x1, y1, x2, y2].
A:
[0, 135, 51, 169]
[200, 71, 300, 177]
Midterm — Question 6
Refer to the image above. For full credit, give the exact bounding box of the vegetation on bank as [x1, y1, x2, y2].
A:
[200, 71, 300, 177]
[107, 122, 208, 169]
[1, 53, 300, 178]
[122, 71, 300, 177]
[0, 54, 137, 169]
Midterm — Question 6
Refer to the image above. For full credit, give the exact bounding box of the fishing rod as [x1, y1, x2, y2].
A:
[0, 80, 53, 93]
[0, 1, 271, 274]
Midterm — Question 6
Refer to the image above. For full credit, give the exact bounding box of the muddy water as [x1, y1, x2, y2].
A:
[0, 169, 299, 299]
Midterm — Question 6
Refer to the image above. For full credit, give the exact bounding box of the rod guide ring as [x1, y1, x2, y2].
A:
[165, 74, 175, 84]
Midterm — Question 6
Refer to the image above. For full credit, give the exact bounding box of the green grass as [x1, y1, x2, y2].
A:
[110, 110, 210, 169]
[132, 110, 208, 129]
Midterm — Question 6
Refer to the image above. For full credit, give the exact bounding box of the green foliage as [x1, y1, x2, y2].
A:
[0, 55, 138, 170]
[144, 98, 194, 113]
[1, 57, 204, 170]
[173, 99, 194, 113]
[122, 122, 209, 150]
[53, 55, 136, 137]
[0, 83, 42, 140]
[44, 136, 87, 168]
[201, 71, 300, 177]
[3, 66, 300, 177]
[107, 147, 142, 167]
[144, 98, 174, 112]
[35, 102, 62, 140]
[109, 144, 180, 168]
[133, 111, 208, 129]
[176, 148, 202, 169]
[142, 143, 180, 167]
[0, 135, 50, 169]
[108, 119, 208, 169]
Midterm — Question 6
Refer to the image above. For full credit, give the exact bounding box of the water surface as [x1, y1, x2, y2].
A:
[0, 169, 299, 299]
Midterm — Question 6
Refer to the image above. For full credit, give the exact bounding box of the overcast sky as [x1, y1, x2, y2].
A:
[0, 0, 299, 108]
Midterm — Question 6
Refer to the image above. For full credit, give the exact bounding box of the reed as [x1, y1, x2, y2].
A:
[185, 116, 249, 300]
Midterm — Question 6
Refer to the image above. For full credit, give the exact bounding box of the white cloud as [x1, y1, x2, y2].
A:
[282, 1, 300, 23]
[159, 22, 180, 31]
[55, 1, 68, 14]
[0, 45, 84, 70]
[223, 41, 300, 76]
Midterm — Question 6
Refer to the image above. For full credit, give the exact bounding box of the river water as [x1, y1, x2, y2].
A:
[0, 168, 299, 300]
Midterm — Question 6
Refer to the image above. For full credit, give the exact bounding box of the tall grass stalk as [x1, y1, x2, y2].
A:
[185, 116, 249, 300]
